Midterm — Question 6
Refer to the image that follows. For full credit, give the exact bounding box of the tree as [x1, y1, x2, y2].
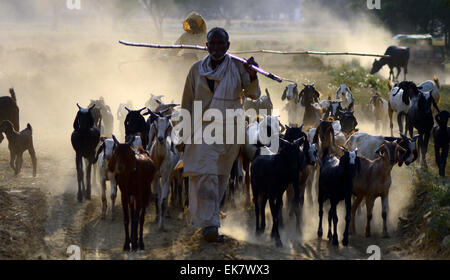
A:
[139, 0, 175, 39]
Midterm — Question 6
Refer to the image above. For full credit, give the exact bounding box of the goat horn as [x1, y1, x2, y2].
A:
[77, 103, 81, 109]
[311, 83, 315, 87]
[125, 107, 131, 112]
[138, 107, 146, 113]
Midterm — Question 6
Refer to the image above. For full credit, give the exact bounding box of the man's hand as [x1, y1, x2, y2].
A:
[244, 56, 258, 81]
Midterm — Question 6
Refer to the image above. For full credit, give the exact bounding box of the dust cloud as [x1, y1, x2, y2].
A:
[0, 1, 418, 258]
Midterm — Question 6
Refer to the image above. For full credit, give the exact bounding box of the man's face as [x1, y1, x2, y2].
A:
[206, 33, 230, 61]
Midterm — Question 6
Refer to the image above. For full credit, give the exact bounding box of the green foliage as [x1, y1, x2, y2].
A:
[327, 63, 390, 103]
[413, 169, 450, 246]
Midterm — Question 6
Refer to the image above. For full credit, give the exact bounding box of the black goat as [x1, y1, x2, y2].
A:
[298, 83, 321, 128]
[71, 104, 100, 202]
[318, 147, 359, 246]
[251, 137, 302, 247]
[407, 91, 438, 168]
[283, 125, 317, 229]
[339, 111, 358, 136]
[0, 120, 37, 176]
[124, 107, 149, 149]
[370, 46, 409, 82]
[0, 88, 19, 132]
[432, 110, 449, 177]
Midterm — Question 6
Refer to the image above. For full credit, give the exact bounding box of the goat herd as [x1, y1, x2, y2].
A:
[0, 75, 448, 252]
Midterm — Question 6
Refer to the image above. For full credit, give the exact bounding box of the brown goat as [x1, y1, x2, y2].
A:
[350, 141, 406, 238]
[0, 120, 37, 177]
[108, 138, 156, 251]
[0, 88, 19, 131]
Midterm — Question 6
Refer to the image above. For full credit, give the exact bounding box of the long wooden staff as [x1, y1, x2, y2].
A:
[118, 40, 285, 83]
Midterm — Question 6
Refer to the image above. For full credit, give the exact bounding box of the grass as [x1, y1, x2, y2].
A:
[401, 169, 450, 258]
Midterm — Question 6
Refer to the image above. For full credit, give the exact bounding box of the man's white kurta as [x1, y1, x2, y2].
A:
[181, 55, 261, 176]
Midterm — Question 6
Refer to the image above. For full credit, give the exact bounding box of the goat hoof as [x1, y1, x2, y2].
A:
[317, 229, 323, 238]
[342, 238, 349, 246]
[365, 232, 371, 238]
[77, 193, 83, 203]
[139, 242, 145, 251]
[327, 231, 332, 239]
[382, 233, 389, 239]
[275, 240, 283, 247]
[332, 237, 339, 246]
[123, 243, 130, 252]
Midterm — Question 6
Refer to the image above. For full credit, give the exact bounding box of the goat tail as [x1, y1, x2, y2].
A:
[9, 88, 17, 102]
[26, 123, 32, 133]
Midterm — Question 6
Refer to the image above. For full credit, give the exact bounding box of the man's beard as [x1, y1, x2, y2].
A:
[210, 51, 226, 61]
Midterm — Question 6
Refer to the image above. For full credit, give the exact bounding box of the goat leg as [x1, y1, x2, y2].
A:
[28, 146, 37, 177]
[9, 150, 16, 174]
[269, 197, 282, 247]
[317, 196, 324, 238]
[122, 194, 131, 251]
[327, 206, 333, 240]
[15, 153, 23, 175]
[139, 206, 146, 250]
[332, 202, 339, 246]
[381, 195, 389, 238]
[100, 178, 107, 219]
[342, 196, 351, 246]
[85, 162, 92, 200]
[254, 191, 261, 235]
[350, 195, 364, 235]
[75, 155, 83, 202]
[365, 198, 375, 238]
[388, 104, 394, 137]
[110, 176, 117, 220]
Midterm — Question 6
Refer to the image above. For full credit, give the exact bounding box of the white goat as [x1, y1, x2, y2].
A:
[335, 84, 355, 111]
[94, 138, 118, 220]
[346, 132, 418, 165]
[282, 83, 304, 126]
[148, 112, 180, 230]
[418, 79, 440, 116]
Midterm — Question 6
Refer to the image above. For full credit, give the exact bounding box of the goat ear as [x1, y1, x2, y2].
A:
[112, 134, 120, 145]
[400, 133, 408, 142]
[93, 142, 105, 164]
[100, 136, 107, 143]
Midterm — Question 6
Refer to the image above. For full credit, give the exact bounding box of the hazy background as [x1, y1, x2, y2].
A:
[0, 0, 447, 248]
